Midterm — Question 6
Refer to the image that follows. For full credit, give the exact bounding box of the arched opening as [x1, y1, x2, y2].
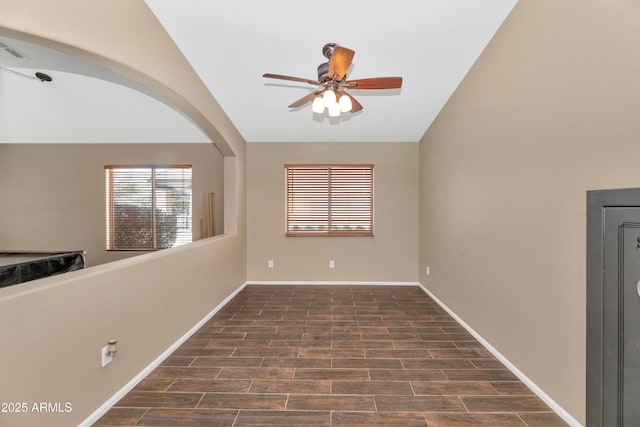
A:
[1, 35, 231, 268]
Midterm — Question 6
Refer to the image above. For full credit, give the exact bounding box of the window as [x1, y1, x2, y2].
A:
[105, 165, 192, 250]
[285, 164, 373, 236]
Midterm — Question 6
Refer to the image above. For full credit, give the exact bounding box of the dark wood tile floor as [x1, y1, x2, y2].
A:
[94, 285, 568, 426]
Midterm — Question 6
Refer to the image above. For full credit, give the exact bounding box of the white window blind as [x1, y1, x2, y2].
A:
[285, 164, 373, 236]
[105, 165, 192, 250]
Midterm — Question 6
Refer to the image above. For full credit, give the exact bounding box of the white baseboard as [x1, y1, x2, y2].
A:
[78, 282, 248, 427]
[417, 283, 583, 427]
[246, 280, 421, 286]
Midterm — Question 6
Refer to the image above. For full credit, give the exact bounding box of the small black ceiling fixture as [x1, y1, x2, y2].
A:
[35, 72, 52, 82]
[0, 66, 53, 82]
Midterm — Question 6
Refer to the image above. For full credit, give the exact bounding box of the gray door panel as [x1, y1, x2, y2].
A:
[603, 207, 640, 426]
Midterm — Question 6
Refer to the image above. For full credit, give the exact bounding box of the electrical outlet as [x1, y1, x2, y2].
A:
[101, 345, 113, 367]
[268, 260, 274, 268]
[425, 266, 430, 276]
[329, 260, 335, 269]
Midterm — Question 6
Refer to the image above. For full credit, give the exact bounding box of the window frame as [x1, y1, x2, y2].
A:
[105, 164, 193, 251]
[285, 164, 374, 237]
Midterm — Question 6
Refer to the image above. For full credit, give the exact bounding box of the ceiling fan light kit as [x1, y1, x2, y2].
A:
[263, 43, 402, 117]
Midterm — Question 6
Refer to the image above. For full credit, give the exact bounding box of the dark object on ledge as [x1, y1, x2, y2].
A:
[0, 251, 85, 288]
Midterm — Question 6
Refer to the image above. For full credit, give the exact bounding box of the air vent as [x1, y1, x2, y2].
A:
[0, 41, 25, 59]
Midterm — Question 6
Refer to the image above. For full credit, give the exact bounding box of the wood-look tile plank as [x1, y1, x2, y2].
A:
[221, 326, 277, 333]
[361, 333, 421, 341]
[298, 348, 365, 358]
[411, 320, 458, 327]
[132, 378, 175, 392]
[190, 357, 263, 367]
[217, 367, 294, 380]
[180, 338, 211, 348]
[232, 348, 298, 358]
[171, 348, 234, 357]
[305, 320, 358, 327]
[375, 395, 466, 412]
[357, 320, 413, 327]
[160, 356, 196, 366]
[286, 394, 375, 411]
[331, 358, 403, 369]
[332, 380, 414, 395]
[453, 340, 484, 349]
[205, 339, 271, 348]
[192, 332, 246, 340]
[387, 327, 445, 334]
[268, 339, 331, 348]
[518, 412, 570, 426]
[303, 332, 362, 340]
[245, 332, 304, 340]
[444, 369, 519, 382]
[115, 392, 202, 408]
[198, 393, 287, 410]
[401, 358, 475, 369]
[332, 326, 389, 334]
[429, 349, 493, 358]
[168, 379, 252, 393]
[93, 407, 147, 426]
[369, 369, 447, 381]
[261, 357, 331, 368]
[419, 333, 475, 341]
[365, 349, 432, 358]
[411, 381, 498, 396]
[249, 380, 331, 394]
[294, 368, 370, 380]
[146, 366, 221, 380]
[254, 320, 311, 327]
[491, 381, 535, 395]
[471, 358, 506, 369]
[392, 341, 457, 349]
[136, 408, 238, 426]
[332, 340, 394, 349]
[331, 411, 428, 427]
[461, 396, 552, 412]
[234, 410, 330, 427]
[442, 327, 468, 334]
[206, 319, 254, 326]
[425, 412, 527, 427]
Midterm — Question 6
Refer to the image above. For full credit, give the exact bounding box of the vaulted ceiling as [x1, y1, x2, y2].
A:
[0, 1, 518, 144]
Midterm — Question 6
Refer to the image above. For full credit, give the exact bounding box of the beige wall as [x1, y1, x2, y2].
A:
[247, 142, 418, 282]
[0, 143, 224, 266]
[418, 0, 640, 423]
[0, 1, 247, 426]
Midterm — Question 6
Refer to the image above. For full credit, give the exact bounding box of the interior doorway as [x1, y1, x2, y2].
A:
[587, 188, 640, 426]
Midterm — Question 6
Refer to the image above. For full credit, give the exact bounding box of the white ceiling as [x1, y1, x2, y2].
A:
[145, 0, 518, 143]
[0, 1, 518, 145]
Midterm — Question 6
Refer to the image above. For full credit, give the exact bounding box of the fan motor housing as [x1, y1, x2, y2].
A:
[317, 62, 331, 82]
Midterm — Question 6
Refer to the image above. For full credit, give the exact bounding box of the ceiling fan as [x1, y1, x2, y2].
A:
[263, 43, 402, 116]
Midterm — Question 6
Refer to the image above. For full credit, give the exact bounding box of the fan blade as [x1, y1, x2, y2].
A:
[345, 77, 403, 89]
[263, 73, 321, 85]
[328, 46, 355, 80]
[342, 91, 363, 113]
[288, 91, 320, 109]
